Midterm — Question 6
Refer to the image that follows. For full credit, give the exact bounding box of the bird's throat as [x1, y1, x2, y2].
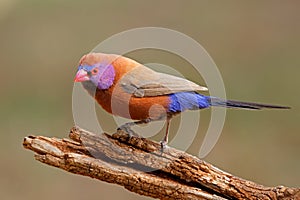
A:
[81, 81, 99, 97]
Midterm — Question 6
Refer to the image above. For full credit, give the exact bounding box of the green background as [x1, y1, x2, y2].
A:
[1, 1, 299, 199]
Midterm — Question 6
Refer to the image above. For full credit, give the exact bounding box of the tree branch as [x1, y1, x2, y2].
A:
[23, 126, 299, 200]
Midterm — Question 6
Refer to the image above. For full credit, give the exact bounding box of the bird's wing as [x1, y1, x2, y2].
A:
[119, 65, 208, 97]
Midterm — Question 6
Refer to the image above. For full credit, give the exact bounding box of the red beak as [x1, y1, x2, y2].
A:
[74, 69, 89, 82]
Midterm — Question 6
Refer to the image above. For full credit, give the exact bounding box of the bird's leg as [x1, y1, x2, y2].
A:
[160, 115, 172, 150]
[117, 119, 152, 137]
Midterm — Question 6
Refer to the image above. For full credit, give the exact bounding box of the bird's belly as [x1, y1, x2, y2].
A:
[94, 89, 170, 120]
[128, 95, 170, 120]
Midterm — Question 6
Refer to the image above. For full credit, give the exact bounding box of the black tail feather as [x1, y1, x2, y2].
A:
[209, 97, 290, 110]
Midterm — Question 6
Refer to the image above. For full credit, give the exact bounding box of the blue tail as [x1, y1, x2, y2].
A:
[168, 92, 290, 113]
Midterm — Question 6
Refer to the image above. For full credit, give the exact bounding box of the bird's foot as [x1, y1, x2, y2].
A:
[159, 140, 168, 153]
[117, 119, 151, 138]
[117, 124, 140, 138]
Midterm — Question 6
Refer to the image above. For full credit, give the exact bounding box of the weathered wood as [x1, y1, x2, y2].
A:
[23, 126, 300, 200]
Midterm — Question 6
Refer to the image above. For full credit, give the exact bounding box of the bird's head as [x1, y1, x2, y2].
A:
[74, 63, 115, 90]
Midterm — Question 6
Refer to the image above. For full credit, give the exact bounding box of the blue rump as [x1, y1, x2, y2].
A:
[168, 92, 210, 112]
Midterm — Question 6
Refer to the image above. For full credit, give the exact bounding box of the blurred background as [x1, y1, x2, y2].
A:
[1, 0, 299, 199]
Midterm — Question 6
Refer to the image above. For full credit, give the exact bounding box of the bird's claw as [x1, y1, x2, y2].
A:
[159, 140, 168, 152]
[117, 124, 140, 137]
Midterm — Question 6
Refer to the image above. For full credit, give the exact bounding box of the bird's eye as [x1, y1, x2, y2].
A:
[91, 68, 98, 75]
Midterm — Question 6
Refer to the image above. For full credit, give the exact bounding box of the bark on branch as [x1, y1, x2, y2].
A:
[23, 126, 299, 200]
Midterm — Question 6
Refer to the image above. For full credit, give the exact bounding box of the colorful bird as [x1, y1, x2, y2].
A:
[74, 53, 290, 148]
